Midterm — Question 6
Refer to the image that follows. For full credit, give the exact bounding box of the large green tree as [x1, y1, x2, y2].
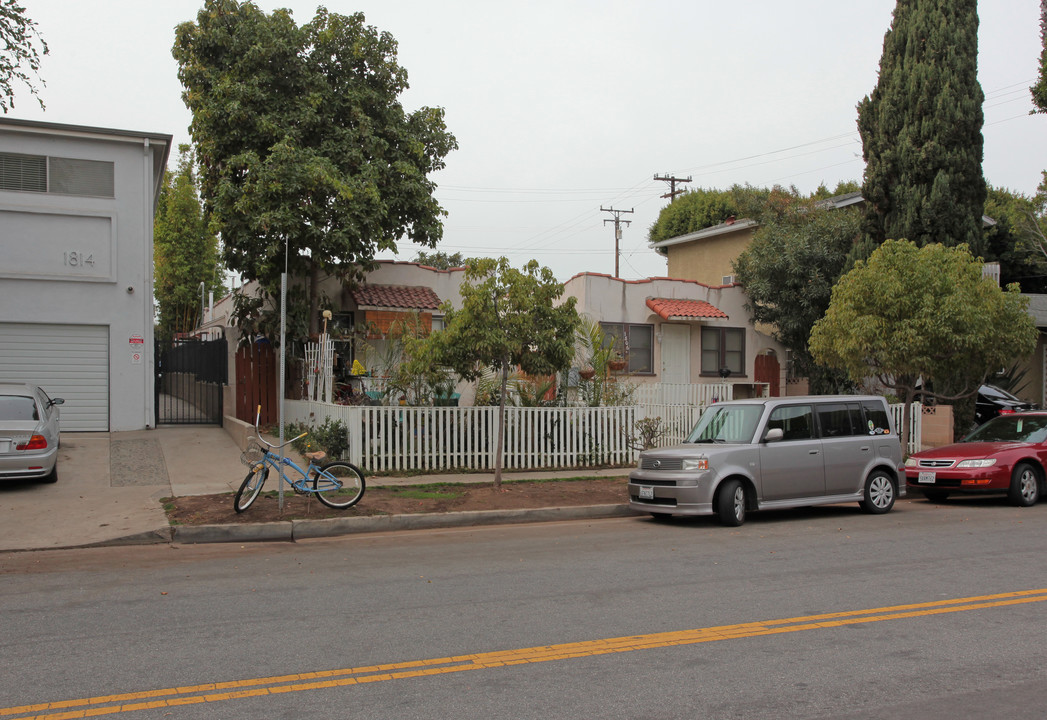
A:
[982, 183, 1047, 293]
[427, 258, 579, 487]
[154, 145, 224, 337]
[733, 200, 862, 393]
[1032, 0, 1047, 113]
[857, 0, 986, 257]
[647, 188, 740, 243]
[0, 0, 47, 113]
[809, 240, 1036, 452]
[173, 1, 457, 338]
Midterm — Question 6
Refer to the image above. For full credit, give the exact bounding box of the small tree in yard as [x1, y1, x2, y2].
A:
[427, 258, 579, 487]
[809, 240, 1037, 453]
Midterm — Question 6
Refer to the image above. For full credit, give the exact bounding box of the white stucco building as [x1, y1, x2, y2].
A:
[0, 118, 171, 431]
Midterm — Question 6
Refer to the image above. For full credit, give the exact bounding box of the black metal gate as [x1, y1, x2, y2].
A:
[155, 336, 228, 425]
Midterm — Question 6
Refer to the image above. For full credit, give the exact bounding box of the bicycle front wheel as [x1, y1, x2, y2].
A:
[313, 461, 365, 509]
[235, 464, 269, 513]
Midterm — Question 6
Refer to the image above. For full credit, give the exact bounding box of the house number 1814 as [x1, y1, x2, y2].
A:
[64, 251, 95, 267]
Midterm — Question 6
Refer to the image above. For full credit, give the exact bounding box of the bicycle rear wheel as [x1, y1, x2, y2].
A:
[313, 461, 365, 509]
[235, 463, 269, 513]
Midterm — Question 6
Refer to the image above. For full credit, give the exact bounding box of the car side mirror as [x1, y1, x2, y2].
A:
[763, 428, 783, 443]
[49, 398, 65, 407]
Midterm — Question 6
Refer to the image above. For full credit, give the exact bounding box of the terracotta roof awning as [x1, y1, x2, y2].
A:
[351, 285, 442, 310]
[646, 297, 729, 321]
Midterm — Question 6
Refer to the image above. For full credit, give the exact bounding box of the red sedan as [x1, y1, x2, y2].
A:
[905, 411, 1047, 506]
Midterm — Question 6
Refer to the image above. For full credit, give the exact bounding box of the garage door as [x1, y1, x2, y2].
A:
[0, 323, 109, 431]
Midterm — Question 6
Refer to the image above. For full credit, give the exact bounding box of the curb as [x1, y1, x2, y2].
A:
[165, 504, 634, 545]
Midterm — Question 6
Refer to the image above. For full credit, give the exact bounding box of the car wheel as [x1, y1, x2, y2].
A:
[924, 489, 949, 503]
[717, 479, 746, 527]
[650, 512, 673, 522]
[860, 470, 895, 514]
[1008, 462, 1040, 507]
[41, 465, 58, 484]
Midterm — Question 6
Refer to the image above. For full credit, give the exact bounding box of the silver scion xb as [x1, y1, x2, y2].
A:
[628, 396, 905, 526]
[0, 383, 65, 483]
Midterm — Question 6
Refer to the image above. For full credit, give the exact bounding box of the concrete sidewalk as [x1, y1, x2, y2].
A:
[0, 426, 630, 552]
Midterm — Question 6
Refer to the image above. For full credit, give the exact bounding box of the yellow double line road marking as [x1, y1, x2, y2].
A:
[5, 588, 1047, 719]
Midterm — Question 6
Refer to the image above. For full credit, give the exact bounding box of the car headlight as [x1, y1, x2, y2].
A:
[956, 458, 997, 468]
[682, 457, 709, 471]
[905, 457, 918, 467]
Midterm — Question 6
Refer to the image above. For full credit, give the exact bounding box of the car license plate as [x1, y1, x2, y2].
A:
[918, 471, 936, 484]
[0, 441, 9, 453]
[639, 486, 655, 500]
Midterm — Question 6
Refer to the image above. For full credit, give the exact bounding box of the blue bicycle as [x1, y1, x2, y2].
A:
[235, 407, 365, 513]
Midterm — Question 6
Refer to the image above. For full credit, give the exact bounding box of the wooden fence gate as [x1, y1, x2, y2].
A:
[235, 341, 278, 426]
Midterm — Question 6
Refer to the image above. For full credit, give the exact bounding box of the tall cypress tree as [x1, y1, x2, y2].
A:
[1032, 0, 1047, 113]
[857, 0, 986, 256]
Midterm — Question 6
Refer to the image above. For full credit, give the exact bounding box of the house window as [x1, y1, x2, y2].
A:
[600, 323, 654, 374]
[701, 327, 745, 376]
[49, 157, 115, 197]
[0, 153, 114, 197]
[0, 152, 46, 192]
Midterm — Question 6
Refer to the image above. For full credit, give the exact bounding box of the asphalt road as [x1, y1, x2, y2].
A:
[3, 497, 1047, 719]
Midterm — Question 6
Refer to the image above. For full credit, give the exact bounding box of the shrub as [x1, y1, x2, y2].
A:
[281, 417, 349, 459]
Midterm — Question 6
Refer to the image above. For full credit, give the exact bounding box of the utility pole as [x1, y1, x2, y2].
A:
[600, 206, 633, 278]
[653, 173, 692, 203]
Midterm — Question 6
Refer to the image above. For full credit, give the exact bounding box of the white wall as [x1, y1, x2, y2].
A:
[0, 121, 169, 431]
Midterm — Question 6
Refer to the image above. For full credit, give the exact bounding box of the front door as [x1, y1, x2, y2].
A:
[660, 324, 690, 384]
[755, 352, 781, 397]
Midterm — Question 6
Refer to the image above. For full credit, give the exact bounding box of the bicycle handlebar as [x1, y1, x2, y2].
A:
[253, 404, 308, 452]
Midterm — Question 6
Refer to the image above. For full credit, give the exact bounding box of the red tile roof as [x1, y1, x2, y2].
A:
[352, 285, 442, 310]
[646, 297, 728, 321]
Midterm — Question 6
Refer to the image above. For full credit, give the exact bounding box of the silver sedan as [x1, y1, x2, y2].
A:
[0, 383, 64, 483]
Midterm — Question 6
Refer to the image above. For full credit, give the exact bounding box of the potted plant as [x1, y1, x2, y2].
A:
[579, 366, 596, 381]
[608, 351, 626, 372]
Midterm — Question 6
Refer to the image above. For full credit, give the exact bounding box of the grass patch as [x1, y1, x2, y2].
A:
[389, 487, 465, 501]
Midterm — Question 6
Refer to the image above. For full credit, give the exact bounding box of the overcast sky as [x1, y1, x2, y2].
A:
[12, 1, 1047, 281]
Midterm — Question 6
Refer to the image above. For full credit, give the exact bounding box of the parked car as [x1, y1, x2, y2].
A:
[628, 396, 905, 526]
[975, 384, 1036, 427]
[0, 383, 64, 483]
[905, 411, 1047, 506]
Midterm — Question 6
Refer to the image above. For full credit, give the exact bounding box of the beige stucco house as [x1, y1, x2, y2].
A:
[562, 272, 786, 398]
[648, 217, 758, 287]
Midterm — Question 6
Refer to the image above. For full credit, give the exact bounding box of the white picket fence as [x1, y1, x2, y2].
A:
[284, 394, 922, 473]
[285, 401, 637, 472]
[633, 382, 733, 407]
[889, 401, 922, 454]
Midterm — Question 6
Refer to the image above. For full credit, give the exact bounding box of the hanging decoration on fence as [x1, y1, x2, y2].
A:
[305, 311, 335, 403]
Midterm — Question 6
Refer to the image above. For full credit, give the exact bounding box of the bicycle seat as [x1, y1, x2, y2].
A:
[305, 451, 327, 462]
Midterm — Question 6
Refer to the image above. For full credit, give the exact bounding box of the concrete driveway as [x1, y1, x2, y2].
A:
[0, 426, 246, 552]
